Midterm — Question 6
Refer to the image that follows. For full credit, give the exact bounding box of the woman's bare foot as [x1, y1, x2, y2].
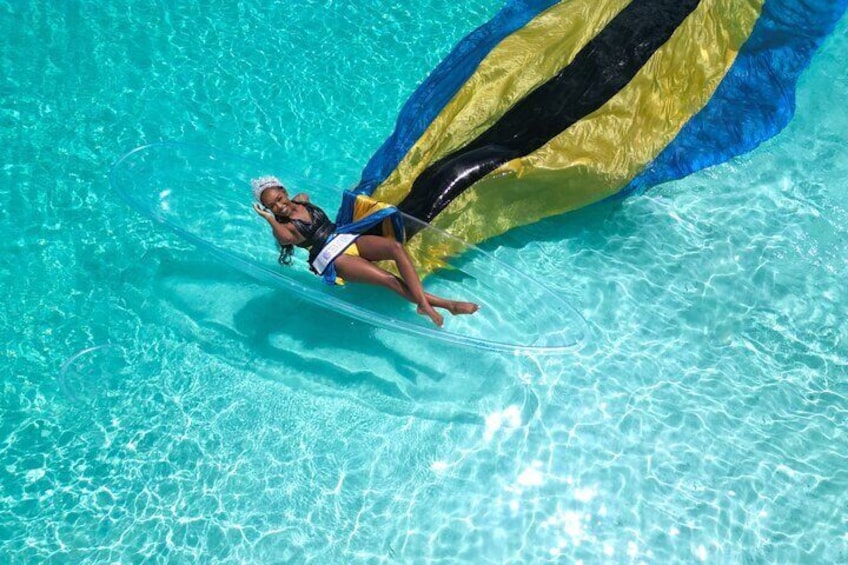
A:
[417, 305, 444, 327]
[447, 301, 479, 315]
[420, 301, 479, 317]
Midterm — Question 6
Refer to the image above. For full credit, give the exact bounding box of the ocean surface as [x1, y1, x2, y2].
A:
[2, 1, 847, 563]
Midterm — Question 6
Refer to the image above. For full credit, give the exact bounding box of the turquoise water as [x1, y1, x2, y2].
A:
[2, 1, 847, 563]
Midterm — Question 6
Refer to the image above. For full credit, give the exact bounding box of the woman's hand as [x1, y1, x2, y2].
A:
[253, 203, 276, 223]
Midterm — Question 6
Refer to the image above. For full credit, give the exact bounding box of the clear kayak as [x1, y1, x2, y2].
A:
[109, 142, 587, 353]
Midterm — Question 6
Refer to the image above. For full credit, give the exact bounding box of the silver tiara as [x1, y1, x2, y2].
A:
[251, 175, 282, 201]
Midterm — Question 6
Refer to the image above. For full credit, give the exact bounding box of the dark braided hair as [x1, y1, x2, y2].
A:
[273, 213, 295, 266]
[278, 243, 294, 266]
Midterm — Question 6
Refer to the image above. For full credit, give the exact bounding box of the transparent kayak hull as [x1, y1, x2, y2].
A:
[110, 142, 587, 353]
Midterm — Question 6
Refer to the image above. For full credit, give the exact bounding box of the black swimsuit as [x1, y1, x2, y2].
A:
[288, 202, 336, 267]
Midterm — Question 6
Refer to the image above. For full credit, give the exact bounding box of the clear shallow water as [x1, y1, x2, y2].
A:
[2, 2, 847, 563]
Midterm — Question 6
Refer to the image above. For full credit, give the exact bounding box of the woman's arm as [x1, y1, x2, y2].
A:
[253, 203, 298, 245]
[292, 192, 310, 203]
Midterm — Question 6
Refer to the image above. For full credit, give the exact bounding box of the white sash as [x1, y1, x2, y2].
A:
[311, 233, 359, 275]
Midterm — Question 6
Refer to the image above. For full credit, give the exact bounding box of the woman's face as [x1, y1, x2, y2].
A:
[260, 187, 292, 218]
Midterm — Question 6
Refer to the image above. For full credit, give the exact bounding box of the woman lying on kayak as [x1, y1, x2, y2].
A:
[251, 176, 478, 327]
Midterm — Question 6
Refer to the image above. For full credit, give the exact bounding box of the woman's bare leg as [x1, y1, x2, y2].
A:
[354, 236, 430, 306]
[334, 253, 444, 327]
[335, 256, 475, 314]
[354, 235, 479, 316]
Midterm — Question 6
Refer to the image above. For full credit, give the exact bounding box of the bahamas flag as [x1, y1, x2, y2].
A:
[352, 0, 848, 246]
